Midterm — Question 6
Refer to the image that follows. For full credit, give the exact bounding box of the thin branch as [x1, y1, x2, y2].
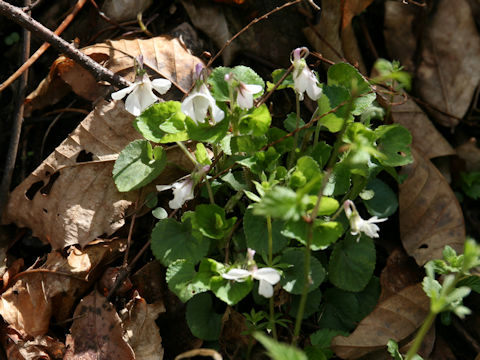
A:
[0, 0, 88, 93]
[0, 0, 130, 89]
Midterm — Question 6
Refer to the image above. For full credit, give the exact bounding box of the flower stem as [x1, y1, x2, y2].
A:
[266, 215, 277, 339]
[287, 93, 301, 169]
[175, 141, 198, 168]
[405, 311, 436, 360]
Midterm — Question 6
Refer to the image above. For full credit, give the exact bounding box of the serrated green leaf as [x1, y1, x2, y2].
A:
[113, 139, 167, 192]
[327, 63, 375, 115]
[209, 65, 264, 102]
[317, 85, 352, 132]
[363, 178, 398, 217]
[210, 275, 253, 305]
[253, 186, 308, 221]
[151, 218, 209, 266]
[134, 101, 188, 143]
[195, 143, 212, 165]
[282, 220, 343, 251]
[281, 248, 325, 294]
[192, 204, 237, 240]
[329, 234, 376, 292]
[243, 208, 289, 257]
[457, 275, 480, 293]
[185, 116, 229, 143]
[238, 104, 271, 136]
[375, 124, 412, 167]
[267, 127, 295, 154]
[186, 293, 222, 340]
[231, 135, 267, 154]
[166, 259, 210, 302]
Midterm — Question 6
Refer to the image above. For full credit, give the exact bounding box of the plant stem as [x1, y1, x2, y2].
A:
[176, 141, 198, 167]
[266, 215, 277, 339]
[204, 179, 215, 205]
[405, 311, 436, 360]
[287, 93, 301, 169]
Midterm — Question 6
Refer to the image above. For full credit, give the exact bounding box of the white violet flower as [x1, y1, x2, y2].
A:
[181, 83, 225, 124]
[236, 82, 263, 109]
[291, 47, 322, 101]
[222, 267, 281, 298]
[343, 200, 387, 239]
[111, 74, 172, 116]
[157, 165, 210, 209]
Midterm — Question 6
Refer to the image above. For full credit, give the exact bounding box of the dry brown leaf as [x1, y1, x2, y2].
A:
[416, 0, 480, 128]
[0, 239, 125, 336]
[101, 0, 152, 22]
[5, 332, 66, 360]
[456, 138, 480, 172]
[3, 100, 194, 250]
[220, 307, 249, 356]
[383, 1, 422, 72]
[25, 36, 202, 115]
[64, 290, 135, 360]
[121, 291, 165, 360]
[175, 348, 223, 360]
[399, 148, 465, 266]
[388, 94, 455, 160]
[2, 258, 24, 292]
[331, 283, 429, 359]
[379, 247, 423, 302]
[131, 260, 166, 304]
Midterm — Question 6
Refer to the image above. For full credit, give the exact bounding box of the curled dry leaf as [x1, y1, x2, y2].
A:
[64, 290, 135, 360]
[0, 239, 125, 337]
[3, 100, 194, 250]
[399, 148, 465, 266]
[5, 331, 66, 360]
[121, 291, 165, 360]
[25, 36, 202, 115]
[387, 93, 455, 160]
[219, 307, 249, 356]
[416, 0, 480, 128]
[331, 284, 430, 359]
[174, 348, 223, 360]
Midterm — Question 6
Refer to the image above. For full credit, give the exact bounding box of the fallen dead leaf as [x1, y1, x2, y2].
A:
[121, 291, 165, 360]
[399, 148, 465, 266]
[379, 247, 423, 302]
[331, 283, 430, 359]
[174, 348, 222, 360]
[456, 138, 480, 172]
[383, 0, 422, 72]
[64, 290, 135, 360]
[25, 36, 202, 115]
[3, 100, 194, 250]
[5, 330, 66, 360]
[219, 307, 249, 356]
[387, 94, 455, 160]
[0, 239, 125, 336]
[416, 0, 480, 128]
[2, 258, 24, 292]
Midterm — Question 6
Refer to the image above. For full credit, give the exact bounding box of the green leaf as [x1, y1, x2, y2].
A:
[113, 139, 167, 192]
[327, 63, 376, 115]
[152, 207, 168, 219]
[254, 332, 308, 360]
[237, 147, 281, 174]
[151, 218, 209, 266]
[166, 259, 210, 302]
[209, 65, 264, 101]
[329, 234, 376, 292]
[318, 277, 380, 331]
[290, 156, 322, 193]
[195, 143, 212, 165]
[311, 141, 332, 168]
[186, 293, 222, 340]
[375, 124, 412, 167]
[317, 85, 352, 132]
[134, 101, 188, 143]
[460, 171, 480, 200]
[253, 186, 308, 221]
[282, 220, 343, 251]
[192, 204, 237, 240]
[238, 104, 272, 136]
[281, 248, 325, 294]
[210, 275, 253, 305]
[310, 328, 347, 359]
[387, 339, 403, 360]
[243, 208, 289, 257]
[267, 127, 295, 154]
[363, 178, 398, 217]
[231, 135, 267, 154]
[221, 171, 248, 191]
[185, 116, 229, 143]
[267, 68, 295, 91]
[289, 288, 322, 319]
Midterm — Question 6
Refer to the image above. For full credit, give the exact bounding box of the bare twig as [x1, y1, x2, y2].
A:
[206, 0, 302, 67]
[0, 0, 130, 89]
[0, 0, 31, 222]
[0, 0, 88, 93]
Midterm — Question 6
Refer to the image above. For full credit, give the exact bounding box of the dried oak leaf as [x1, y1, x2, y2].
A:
[64, 290, 135, 360]
[388, 94, 455, 160]
[25, 36, 201, 115]
[0, 239, 125, 337]
[399, 148, 465, 266]
[5, 331, 66, 360]
[121, 291, 165, 360]
[3, 100, 193, 250]
[416, 0, 480, 128]
[331, 284, 429, 359]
